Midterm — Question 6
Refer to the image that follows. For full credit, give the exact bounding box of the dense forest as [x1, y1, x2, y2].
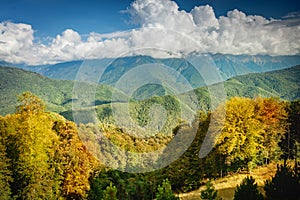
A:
[0, 92, 299, 199]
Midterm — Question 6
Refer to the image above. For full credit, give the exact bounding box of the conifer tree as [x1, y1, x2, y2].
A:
[234, 176, 263, 200]
[156, 179, 179, 200]
[264, 163, 300, 200]
[200, 179, 220, 200]
[103, 182, 118, 200]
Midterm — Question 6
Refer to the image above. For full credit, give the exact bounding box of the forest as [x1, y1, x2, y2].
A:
[0, 92, 299, 199]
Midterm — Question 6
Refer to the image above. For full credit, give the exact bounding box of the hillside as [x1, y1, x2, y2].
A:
[226, 65, 300, 100]
[0, 65, 299, 134]
[176, 64, 300, 112]
[0, 66, 126, 115]
[63, 65, 300, 135]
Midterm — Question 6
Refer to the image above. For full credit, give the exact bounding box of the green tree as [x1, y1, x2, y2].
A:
[156, 179, 179, 200]
[200, 180, 220, 200]
[103, 182, 118, 200]
[234, 176, 263, 200]
[264, 163, 300, 200]
[281, 100, 300, 160]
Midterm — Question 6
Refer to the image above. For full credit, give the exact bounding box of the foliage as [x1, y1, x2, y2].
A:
[215, 97, 287, 171]
[0, 123, 12, 200]
[156, 179, 179, 200]
[264, 162, 300, 200]
[0, 89, 299, 199]
[233, 176, 263, 200]
[103, 182, 118, 200]
[4, 92, 59, 199]
[200, 179, 220, 200]
[0, 92, 96, 199]
[52, 120, 97, 199]
[281, 100, 300, 159]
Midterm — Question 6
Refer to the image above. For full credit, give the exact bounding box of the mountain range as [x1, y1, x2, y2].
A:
[7, 54, 300, 88]
[0, 62, 299, 133]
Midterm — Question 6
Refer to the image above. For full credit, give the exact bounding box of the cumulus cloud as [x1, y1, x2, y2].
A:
[0, 0, 299, 65]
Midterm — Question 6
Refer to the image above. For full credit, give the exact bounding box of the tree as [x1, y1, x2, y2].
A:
[156, 179, 179, 200]
[200, 179, 220, 200]
[281, 100, 300, 160]
[215, 97, 288, 172]
[234, 176, 263, 200]
[255, 97, 288, 164]
[215, 97, 264, 171]
[264, 163, 300, 200]
[103, 182, 118, 200]
[16, 91, 45, 115]
[52, 120, 97, 199]
[0, 119, 12, 200]
[0, 92, 97, 199]
[5, 92, 59, 199]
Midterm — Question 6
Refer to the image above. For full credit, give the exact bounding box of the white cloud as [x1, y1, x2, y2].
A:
[0, 0, 299, 65]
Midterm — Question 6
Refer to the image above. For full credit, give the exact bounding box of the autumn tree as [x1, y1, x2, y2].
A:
[0, 118, 12, 200]
[255, 97, 288, 164]
[4, 92, 59, 199]
[52, 119, 97, 199]
[215, 97, 263, 170]
[0, 92, 97, 199]
[215, 97, 288, 171]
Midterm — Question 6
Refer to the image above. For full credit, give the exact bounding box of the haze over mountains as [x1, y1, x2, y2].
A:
[6, 54, 300, 88]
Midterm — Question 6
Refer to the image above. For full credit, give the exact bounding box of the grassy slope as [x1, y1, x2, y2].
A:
[178, 162, 280, 200]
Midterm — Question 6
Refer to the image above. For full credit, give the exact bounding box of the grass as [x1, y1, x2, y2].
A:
[178, 162, 279, 200]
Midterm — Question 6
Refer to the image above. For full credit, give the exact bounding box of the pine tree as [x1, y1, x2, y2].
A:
[103, 182, 118, 200]
[200, 179, 220, 200]
[156, 179, 179, 200]
[234, 176, 263, 200]
[264, 162, 300, 200]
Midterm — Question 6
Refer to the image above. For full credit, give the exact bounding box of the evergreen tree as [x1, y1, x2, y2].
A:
[200, 179, 220, 200]
[264, 163, 300, 200]
[103, 182, 118, 200]
[156, 179, 179, 200]
[234, 176, 263, 200]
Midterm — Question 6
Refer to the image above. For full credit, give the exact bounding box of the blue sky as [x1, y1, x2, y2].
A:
[1, 0, 299, 38]
[0, 0, 299, 64]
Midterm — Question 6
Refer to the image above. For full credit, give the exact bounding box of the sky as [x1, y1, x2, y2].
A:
[0, 0, 300, 65]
